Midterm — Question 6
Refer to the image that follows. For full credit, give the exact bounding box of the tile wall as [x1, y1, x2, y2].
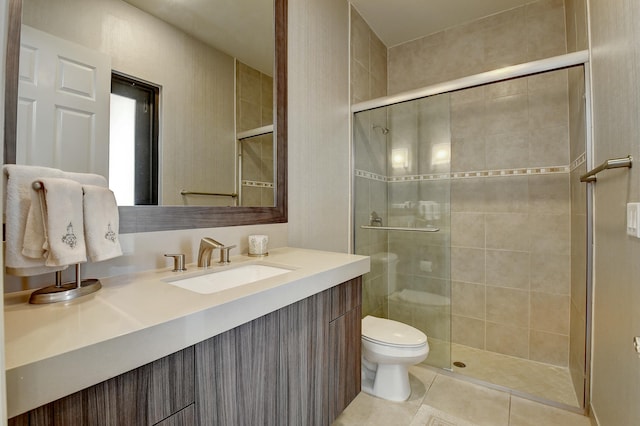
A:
[387, 0, 567, 95]
[350, 7, 387, 104]
[236, 61, 274, 207]
[448, 70, 572, 367]
[351, 6, 389, 317]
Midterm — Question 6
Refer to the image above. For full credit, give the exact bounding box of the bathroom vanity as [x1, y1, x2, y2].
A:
[5, 248, 368, 424]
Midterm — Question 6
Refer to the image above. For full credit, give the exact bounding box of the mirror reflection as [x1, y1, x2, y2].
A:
[17, 0, 275, 207]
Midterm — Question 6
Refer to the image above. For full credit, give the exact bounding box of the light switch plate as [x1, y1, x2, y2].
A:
[627, 203, 640, 237]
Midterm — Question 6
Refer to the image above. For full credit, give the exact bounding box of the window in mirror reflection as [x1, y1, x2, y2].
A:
[109, 73, 159, 206]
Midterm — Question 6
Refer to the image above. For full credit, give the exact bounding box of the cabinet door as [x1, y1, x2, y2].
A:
[11, 347, 194, 426]
[277, 292, 331, 425]
[195, 311, 279, 425]
[153, 404, 195, 426]
[329, 305, 362, 422]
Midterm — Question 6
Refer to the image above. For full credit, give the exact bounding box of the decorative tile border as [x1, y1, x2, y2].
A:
[355, 165, 571, 183]
[354, 169, 387, 182]
[570, 152, 586, 172]
[241, 180, 274, 188]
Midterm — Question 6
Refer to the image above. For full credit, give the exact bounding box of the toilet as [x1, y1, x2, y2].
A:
[361, 315, 429, 401]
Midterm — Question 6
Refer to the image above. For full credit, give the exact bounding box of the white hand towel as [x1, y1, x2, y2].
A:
[25, 178, 87, 267]
[3, 164, 68, 276]
[63, 171, 108, 187]
[83, 185, 122, 262]
[24, 171, 108, 253]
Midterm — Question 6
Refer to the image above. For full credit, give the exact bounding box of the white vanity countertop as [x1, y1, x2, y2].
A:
[4, 247, 369, 418]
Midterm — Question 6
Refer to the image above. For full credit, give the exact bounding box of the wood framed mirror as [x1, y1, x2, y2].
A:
[3, 0, 287, 233]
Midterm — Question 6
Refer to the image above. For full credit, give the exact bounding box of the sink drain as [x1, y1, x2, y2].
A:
[453, 361, 466, 368]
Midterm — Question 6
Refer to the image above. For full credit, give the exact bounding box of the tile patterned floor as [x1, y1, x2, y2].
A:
[333, 366, 592, 426]
[450, 343, 580, 407]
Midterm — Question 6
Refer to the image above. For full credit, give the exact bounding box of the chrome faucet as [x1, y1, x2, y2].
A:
[197, 237, 235, 267]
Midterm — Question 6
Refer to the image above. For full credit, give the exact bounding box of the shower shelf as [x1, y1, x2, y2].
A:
[360, 225, 439, 232]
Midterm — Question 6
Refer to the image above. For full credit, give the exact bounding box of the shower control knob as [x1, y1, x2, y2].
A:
[634, 336, 640, 356]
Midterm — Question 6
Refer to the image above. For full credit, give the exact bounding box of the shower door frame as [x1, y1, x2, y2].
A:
[350, 50, 594, 415]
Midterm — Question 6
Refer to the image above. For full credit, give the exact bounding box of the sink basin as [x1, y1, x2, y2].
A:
[166, 264, 293, 294]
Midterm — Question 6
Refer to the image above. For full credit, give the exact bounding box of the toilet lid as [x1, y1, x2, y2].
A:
[362, 315, 427, 348]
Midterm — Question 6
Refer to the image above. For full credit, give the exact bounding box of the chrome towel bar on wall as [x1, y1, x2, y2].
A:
[580, 156, 632, 182]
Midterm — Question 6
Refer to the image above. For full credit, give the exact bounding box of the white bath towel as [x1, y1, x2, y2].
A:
[83, 185, 122, 262]
[23, 178, 87, 267]
[3, 164, 68, 276]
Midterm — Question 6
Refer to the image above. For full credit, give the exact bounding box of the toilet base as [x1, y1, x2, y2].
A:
[361, 361, 411, 402]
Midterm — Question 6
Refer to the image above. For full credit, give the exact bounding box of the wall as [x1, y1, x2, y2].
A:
[236, 60, 275, 207]
[388, 0, 567, 94]
[22, 0, 236, 207]
[587, 0, 640, 424]
[287, 0, 350, 252]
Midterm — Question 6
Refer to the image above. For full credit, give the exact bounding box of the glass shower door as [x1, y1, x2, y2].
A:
[353, 93, 452, 370]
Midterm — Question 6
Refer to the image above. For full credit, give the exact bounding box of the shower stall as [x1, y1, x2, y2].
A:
[353, 53, 591, 410]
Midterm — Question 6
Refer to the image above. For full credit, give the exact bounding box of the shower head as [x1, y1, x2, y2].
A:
[373, 125, 389, 135]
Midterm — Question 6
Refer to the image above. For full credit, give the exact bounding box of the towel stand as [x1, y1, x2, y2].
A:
[28, 181, 102, 303]
[29, 263, 102, 304]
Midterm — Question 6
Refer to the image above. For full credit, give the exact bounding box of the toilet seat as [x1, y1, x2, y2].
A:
[362, 315, 427, 348]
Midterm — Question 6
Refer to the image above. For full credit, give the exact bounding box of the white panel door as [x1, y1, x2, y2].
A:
[17, 25, 111, 178]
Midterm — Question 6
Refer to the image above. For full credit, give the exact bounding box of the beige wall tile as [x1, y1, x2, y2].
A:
[486, 250, 530, 290]
[485, 213, 530, 251]
[486, 286, 529, 327]
[451, 212, 485, 248]
[529, 213, 571, 254]
[531, 252, 571, 295]
[452, 281, 485, 319]
[485, 132, 529, 170]
[451, 99, 486, 139]
[350, 8, 370, 68]
[529, 330, 569, 366]
[484, 177, 529, 213]
[484, 19, 528, 70]
[528, 174, 570, 214]
[528, 90, 569, 131]
[485, 94, 529, 136]
[451, 137, 486, 172]
[486, 321, 529, 358]
[351, 60, 369, 104]
[528, 125, 569, 167]
[452, 247, 485, 284]
[451, 179, 486, 212]
[350, 6, 387, 104]
[530, 291, 570, 334]
[452, 315, 486, 349]
[525, 0, 567, 60]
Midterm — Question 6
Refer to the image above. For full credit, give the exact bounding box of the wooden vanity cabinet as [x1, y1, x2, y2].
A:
[8, 277, 362, 425]
[8, 347, 195, 426]
[195, 276, 362, 425]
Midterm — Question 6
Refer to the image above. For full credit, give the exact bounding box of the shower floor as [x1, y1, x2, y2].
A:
[444, 343, 580, 407]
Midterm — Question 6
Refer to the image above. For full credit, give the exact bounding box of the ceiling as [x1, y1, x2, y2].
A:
[350, 0, 535, 47]
[123, 0, 274, 76]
